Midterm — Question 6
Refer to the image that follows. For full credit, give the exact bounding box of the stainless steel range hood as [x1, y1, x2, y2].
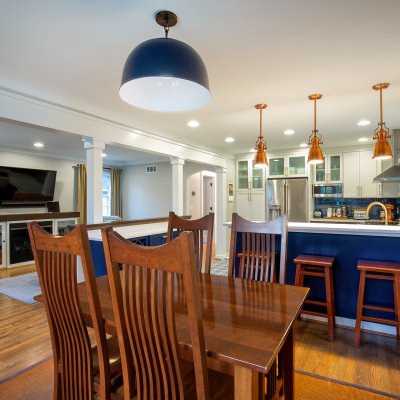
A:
[373, 129, 400, 182]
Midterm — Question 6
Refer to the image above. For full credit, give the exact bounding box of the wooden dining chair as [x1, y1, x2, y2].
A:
[227, 213, 288, 400]
[228, 213, 288, 284]
[27, 221, 122, 400]
[101, 227, 233, 400]
[167, 211, 214, 274]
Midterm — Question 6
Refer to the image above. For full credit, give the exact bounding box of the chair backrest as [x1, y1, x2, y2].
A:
[167, 211, 214, 274]
[27, 222, 110, 400]
[228, 213, 288, 284]
[102, 228, 210, 400]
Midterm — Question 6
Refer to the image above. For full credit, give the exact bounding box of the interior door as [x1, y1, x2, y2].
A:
[203, 176, 215, 215]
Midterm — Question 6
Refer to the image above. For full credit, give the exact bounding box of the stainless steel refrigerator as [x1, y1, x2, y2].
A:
[266, 177, 308, 222]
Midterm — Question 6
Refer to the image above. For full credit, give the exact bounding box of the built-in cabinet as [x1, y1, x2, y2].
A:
[0, 223, 5, 269]
[237, 159, 265, 221]
[268, 154, 307, 178]
[313, 154, 342, 183]
[0, 212, 79, 268]
[343, 150, 380, 197]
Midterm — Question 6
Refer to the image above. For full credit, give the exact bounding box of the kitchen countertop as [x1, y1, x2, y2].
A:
[224, 220, 400, 237]
[88, 221, 168, 241]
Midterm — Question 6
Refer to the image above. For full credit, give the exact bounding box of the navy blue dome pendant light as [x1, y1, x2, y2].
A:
[119, 11, 211, 112]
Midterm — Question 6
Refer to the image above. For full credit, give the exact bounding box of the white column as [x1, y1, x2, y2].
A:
[170, 157, 185, 215]
[84, 137, 105, 224]
[215, 167, 227, 259]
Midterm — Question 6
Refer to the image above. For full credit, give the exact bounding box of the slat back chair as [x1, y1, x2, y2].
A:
[102, 228, 210, 400]
[228, 213, 288, 284]
[167, 211, 214, 274]
[27, 222, 113, 400]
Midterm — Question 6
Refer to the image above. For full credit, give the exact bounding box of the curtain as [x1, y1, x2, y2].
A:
[77, 164, 87, 223]
[110, 168, 122, 218]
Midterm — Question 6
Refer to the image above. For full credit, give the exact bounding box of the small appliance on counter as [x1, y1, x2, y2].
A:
[313, 209, 322, 218]
[327, 207, 332, 218]
[353, 208, 368, 220]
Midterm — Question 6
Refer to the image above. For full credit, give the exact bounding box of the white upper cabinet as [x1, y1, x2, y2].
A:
[313, 154, 342, 183]
[343, 150, 380, 197]
[237, 159, 265, 191]
[236, 159, 265, 220]
[267, 154, 308, 178]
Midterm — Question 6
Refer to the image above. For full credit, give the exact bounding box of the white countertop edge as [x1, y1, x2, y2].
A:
[223, 221, 400, 237]
[289, 222, 400, 237]
[88, 221, 168, 241]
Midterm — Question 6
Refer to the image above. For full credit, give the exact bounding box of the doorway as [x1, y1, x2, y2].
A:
[202, 176, 215, 215]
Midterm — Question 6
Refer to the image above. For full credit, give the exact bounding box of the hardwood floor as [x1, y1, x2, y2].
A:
[0, 294, 51, 381]
[295, 319, 400, 398]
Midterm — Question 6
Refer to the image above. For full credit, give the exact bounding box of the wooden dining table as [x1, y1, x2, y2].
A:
[54, 272, 306, 400]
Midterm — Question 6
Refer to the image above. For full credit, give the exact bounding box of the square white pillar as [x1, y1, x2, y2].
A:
[84, 137, 105, 224]
[170, 157, 185, 215]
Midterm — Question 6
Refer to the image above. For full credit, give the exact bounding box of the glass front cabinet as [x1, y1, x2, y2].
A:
[267, 154, 307, 178]
[237, 159, 265, 191]
[314, 154, 342, 183]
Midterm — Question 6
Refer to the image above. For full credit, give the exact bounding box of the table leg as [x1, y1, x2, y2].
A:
[234, 365, 263, 400]
[281, 325, 295, 400]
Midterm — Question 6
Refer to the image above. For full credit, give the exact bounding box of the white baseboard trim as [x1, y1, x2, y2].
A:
[300, 313, 396, 336]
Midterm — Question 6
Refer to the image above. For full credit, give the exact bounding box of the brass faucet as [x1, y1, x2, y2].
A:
[366, 201, 388, 225]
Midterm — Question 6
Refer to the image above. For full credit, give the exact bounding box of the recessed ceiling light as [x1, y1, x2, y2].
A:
[187, 120, 200, 128]
[34, 142, 44, 148]
[299, 143, 308, 148]
[358, 137, 369, 142]
[249, 148, 257, 153]
[284, 129, 295, 135]
[357, 120, 370, 126]
[102, 153, 107, 157]
[225, 137, 235, 143]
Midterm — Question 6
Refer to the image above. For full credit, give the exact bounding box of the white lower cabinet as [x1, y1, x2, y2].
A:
[343, 150, 380, 197]
[237, 191, 265, 221]
[0, 223, 6, 269]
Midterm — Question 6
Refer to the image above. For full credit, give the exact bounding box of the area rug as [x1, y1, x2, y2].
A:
[211, 259, 228, 275]
[0, 272, 40, 304]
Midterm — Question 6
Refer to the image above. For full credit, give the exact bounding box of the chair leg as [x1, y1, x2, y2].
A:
[394, 273, 400, 340]
[325, 266, 334, 342]
[294, 263, 301, 286]
[354, 270, 366, 348]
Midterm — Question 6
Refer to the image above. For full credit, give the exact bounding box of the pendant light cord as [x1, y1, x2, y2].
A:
[259, 107, 263, 140]
[314, 97, 317, 134]
[379, 87, 383, 127]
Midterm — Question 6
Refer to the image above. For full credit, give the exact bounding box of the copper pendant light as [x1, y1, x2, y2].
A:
[253, 103, 268, 168]
[307, 94, 324, 164]
[372, 83, 392, 160]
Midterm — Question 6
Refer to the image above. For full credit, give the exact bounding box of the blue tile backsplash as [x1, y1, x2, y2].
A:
[314, 197, 400, 219]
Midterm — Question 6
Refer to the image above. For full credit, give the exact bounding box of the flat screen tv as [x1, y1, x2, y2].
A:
[0, 166, 57, 203]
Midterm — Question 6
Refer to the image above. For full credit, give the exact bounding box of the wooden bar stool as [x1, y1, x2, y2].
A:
[294, 254, 335, 342]
[354, 259, 400, 348]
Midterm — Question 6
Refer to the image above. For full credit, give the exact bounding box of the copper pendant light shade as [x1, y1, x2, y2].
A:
[372, 83, 392, 160]
[253, 103, 268, 168]
[307, 94, 324, 164]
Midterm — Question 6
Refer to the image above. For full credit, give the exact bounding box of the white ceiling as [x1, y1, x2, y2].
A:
[0, 0, 400, 162]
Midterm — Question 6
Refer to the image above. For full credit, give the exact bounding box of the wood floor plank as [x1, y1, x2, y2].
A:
[295, 319, 400, 397]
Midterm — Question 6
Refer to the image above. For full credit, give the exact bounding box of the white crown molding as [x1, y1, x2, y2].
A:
[0, 86, 227, 168]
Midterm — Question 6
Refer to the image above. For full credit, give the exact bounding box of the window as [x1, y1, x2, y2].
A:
[102, 169, 111, 217]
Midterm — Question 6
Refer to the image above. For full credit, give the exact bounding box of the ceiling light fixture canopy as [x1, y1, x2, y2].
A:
[253, 103, 268, 168]
[307, 94, 324, 164]
[119, 11, 211, 112]
[372, 83, 392, 160]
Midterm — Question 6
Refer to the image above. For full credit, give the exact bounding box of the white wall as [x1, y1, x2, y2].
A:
[0, 150, 76, 213]
[122, 162, 172, 219]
